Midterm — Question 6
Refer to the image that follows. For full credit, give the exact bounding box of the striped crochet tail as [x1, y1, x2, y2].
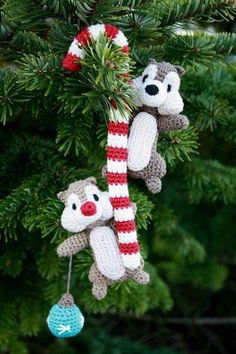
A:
[62, 24, 141, 270]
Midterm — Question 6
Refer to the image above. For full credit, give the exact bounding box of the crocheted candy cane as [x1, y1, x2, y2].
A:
[62, 24, 140, 270]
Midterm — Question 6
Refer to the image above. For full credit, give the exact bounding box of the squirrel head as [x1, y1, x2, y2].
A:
[132, 59, 185, 115]
[57, 177, 113, 233]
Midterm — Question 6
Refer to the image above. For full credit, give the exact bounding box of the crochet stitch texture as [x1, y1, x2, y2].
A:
[128, 60, 189, 193]
[57, 178, 149, 300]
[62, 24, 141, 270]
[47, 293, 84, 338]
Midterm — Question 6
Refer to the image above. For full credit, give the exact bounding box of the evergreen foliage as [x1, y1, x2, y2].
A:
[0, 0, 236, 353]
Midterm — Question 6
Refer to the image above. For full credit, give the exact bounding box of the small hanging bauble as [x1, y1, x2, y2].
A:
[47, 293, 84, 338]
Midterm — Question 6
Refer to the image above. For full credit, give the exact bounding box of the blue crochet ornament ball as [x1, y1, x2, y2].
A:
[47, 293, 84, 338]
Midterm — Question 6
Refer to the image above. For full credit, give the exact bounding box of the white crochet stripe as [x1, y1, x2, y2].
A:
[113, 31, 128, 47]
[68, 39, 85, 59]
[114, 207, 134, 222]
[88, 24, 105, 41]
[108, 184, 129, 198]
[118, 231, 138, 243]
[107, 159, 127, 173]
[107, 133, 127, 148]
[110, 108, 129, 122]
[63, 24, 141, 270]
[121, 253, 141, 270]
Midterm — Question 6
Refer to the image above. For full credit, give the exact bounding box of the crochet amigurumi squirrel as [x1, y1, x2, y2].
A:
[127, 60, 189, 193]
[57, 177, 150, 300]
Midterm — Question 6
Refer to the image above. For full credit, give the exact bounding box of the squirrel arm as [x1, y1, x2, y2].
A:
[57, 232, 89, 257]
[158, 114, 189, 132]
[128, 112, 157, 171]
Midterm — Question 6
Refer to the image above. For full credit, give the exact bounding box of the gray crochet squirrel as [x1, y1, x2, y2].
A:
[57, 177, 150, 300]
[127, 60, 189, 193]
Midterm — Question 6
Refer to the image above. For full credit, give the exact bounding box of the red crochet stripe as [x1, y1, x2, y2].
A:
[62, 53, 81, 72]
[107, 172, 127, 185]
[76, 28, 91, 46]
[107, 146, 127, 161]
[122, 45, 129, 53]
[108, 122, 129, 135]
[110, 99, 117, 109]
[115, 220, 136, 233]
[110, 197, 131, 209]
[119, 242, 140, 255]
[105, 24, 119, 39]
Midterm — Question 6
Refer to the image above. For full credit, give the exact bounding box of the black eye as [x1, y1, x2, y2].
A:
[72, 203, 77, 210]
[167, 84, 171, 92]
[142, 74, 148, 83]
[93, 194, 99, 201]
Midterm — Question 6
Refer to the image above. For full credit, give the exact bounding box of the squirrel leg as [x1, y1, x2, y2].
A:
[132, 269, 150, 285]
[146, 176, 162, 193]
[156, 153, 166, 178]
[126, 257, 150, 285]
[145, 153, 166, 193]
[153, 152, 166, 179]
[126, 267, 150, 285]
[89, 263, 109, 300]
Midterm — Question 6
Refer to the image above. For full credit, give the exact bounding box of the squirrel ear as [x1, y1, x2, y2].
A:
[85, 176, 97, 185]
[57, 191, 66, 203]
[174, 65, 185, 77]
[147, 58, 157, 65]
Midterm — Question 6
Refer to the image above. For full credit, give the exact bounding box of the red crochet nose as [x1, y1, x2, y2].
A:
[80, 201, 97, 216]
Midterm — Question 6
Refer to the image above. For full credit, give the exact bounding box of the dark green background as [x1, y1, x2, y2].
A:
[0, 1, 236, 353]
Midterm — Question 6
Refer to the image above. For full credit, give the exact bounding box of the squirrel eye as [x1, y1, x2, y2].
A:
[142, 74, 148, 83]
[72, 203, 77, 210]
[93, 194, 99, 201]
[167, 84, 171, 92]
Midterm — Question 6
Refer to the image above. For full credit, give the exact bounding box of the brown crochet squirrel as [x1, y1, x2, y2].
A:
[127, 60, 189, 193]
[57, 177, 150, 300]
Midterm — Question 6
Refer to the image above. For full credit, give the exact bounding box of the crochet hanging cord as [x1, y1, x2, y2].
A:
[62, 24, 141, 270]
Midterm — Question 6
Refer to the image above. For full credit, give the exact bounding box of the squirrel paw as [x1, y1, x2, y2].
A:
[133, 270, 150, 285]
[57, 244, 71, 257]
[146, 177, 162, 194]
[92, 282, 107, 300]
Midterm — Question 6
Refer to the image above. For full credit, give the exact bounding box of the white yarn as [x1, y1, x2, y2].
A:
[113, 206, 134, 222]
[118, 231, 138, 243]
[90, 226, 125, 280]
[121, 253, 141, 270]
[68, 39, 85, 58]
[88, 24, 105, 40]
[99, 192, 113, 221]
[107, 134, 127, 148]
[128, 112, 157, 171]
[108, 184, 129, 198]
[113, 31, 128, 47]
[158, 72, 184, 115]
[110, 108, 129, 122]
[60, 188, 113, 233]
[132, 67, 184, 114]
[107, 159, 127, 173]
[138, 79, 167, 108]
[142, 64, 158, 80]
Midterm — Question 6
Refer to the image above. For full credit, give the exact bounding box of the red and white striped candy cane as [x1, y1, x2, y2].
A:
[62, 24, 141, 270]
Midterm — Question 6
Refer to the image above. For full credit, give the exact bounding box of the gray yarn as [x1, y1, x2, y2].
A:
[58, 293, 74, 307]
[57, 179, 150, 300]
[127, 61, 189, 194]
